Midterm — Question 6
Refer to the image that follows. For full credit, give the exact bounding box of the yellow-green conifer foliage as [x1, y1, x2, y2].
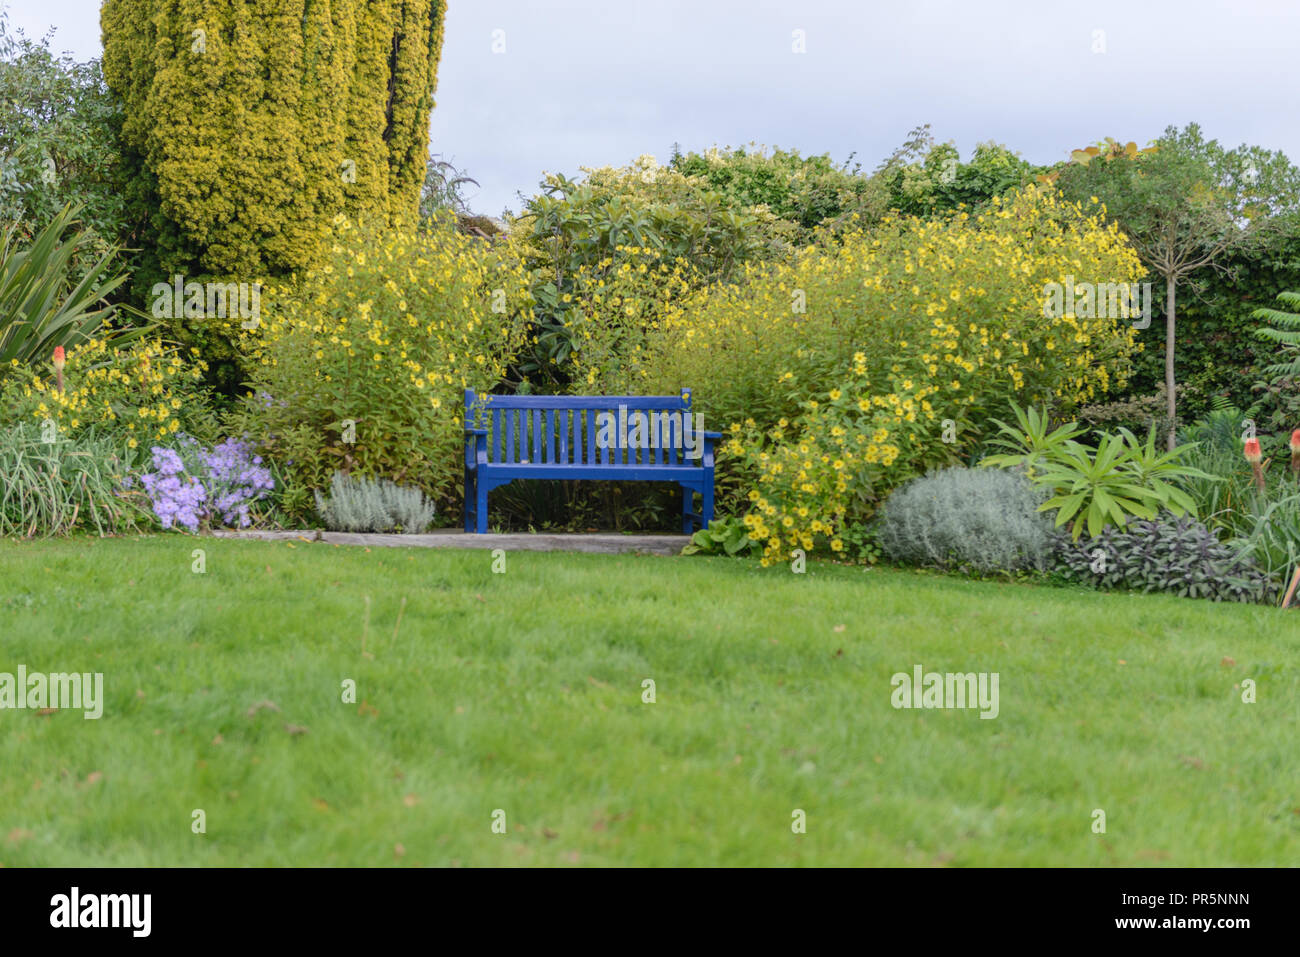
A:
[101, 0, 446, 281]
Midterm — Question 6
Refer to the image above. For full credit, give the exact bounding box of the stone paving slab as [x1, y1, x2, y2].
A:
[209, 528, 689, 555]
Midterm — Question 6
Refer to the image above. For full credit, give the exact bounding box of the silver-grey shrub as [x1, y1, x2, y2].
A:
[314, 471, 436, 533]
[876, 466, 1053, 573]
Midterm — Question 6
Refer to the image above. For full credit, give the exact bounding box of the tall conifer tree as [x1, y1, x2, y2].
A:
[101, 0, 447, 282]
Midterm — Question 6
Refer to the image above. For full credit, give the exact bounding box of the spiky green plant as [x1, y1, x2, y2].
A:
[0, 204, 132, 369]
[979, 402, 1086, 478]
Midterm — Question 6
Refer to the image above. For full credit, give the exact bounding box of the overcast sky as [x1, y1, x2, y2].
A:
[7, 0, 1300, 217]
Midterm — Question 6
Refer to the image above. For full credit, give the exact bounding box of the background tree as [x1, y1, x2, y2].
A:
[876, 132, 1040, 218]
[1055, 124, 1300, 447]
[0, 12, 128, 272]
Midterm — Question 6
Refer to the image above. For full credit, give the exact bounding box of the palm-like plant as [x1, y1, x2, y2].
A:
[1034, 432, 1159, 540]
[979, 402, 1085, 477]
[0, 204, 131, 369]
[1117, 426, 1214, 517]
[983, 405, 1215, 540]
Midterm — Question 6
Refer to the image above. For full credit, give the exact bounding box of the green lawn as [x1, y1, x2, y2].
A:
[0, 535, 1295, 866]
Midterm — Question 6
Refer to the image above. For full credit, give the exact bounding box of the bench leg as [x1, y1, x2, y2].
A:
[681, 485, 694, 534]
[463, 469, 476, 533]
[701, 479, 714, 529]
[475, 479, 489, 534]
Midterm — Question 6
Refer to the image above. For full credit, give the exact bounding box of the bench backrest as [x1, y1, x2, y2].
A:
[465, 389, 704, 466]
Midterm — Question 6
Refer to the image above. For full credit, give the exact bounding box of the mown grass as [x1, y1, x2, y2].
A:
[0, 535, 1296, 866]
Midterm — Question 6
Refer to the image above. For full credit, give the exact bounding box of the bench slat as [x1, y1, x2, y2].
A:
[473, 395, 688, 410]
[479, 464, 706, 481]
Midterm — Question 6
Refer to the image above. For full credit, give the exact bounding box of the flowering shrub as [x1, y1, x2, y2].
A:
[557, 244, 697, 393]
[0, 336, 213, 445]
[638, 186, 1144, 428]
[203, 437, 276, 527]
[727, 354, 941, 563]
[137, 436, 274, 531]
[645, 186, 1146, 563]
[138, 446, 205, 531]
[227, 218, 532, 517]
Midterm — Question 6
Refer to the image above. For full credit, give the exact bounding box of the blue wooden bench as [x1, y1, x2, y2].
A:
[463, 388, 719, 534]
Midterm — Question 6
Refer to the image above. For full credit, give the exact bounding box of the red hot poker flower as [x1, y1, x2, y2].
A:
[1244, 437, 1262, 463]
[52, 345, 66, 394]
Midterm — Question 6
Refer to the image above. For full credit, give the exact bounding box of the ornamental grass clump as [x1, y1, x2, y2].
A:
[0, 423, 151, 537]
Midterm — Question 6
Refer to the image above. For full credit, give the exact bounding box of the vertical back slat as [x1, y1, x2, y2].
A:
[609, 408, 618, 465]
[559, 410, 569, 464]
[587, 408, 597, 465]
[492, 408, 501, 463]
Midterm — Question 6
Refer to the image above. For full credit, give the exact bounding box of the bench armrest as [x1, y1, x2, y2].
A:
[701, 431, 722, 468]
[464, 427, 489, 468]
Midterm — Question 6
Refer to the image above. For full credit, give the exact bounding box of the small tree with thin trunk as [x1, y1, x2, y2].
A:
[1054, 124, 1300, 448]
